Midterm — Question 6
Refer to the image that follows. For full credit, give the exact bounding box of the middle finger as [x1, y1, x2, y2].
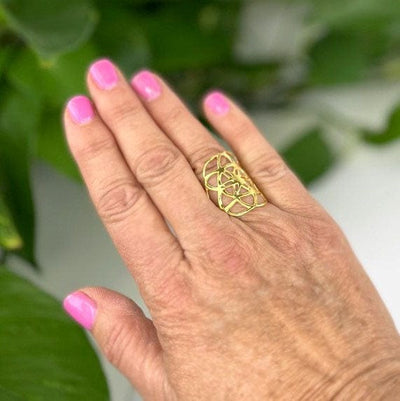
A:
[87, 59, 227, 246]
[130, 70, 270, 221]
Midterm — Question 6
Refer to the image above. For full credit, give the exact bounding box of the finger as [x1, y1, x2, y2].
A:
[203, 91, 319, 214]
[63, 288, 169, 400]
[130, 70, 269, 220]
[130, 70, 224, 180]
[64, 95, 184, 303]
[86, 59, 225, 247]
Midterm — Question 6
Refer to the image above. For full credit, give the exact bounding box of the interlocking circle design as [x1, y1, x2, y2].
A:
[202, 151, 267, 217]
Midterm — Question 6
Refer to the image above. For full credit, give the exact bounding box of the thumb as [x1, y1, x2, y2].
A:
[63, 287, 168, 400]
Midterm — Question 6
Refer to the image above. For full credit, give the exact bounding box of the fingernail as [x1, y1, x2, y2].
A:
[89, 59, 118, 90]
[131, 70, 161, 101]
[67, 95, 94, 125]
[204, 91, 230, 116]
[63, 291, 97, 330]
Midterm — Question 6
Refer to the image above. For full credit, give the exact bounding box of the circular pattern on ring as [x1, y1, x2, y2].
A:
[202, 151, 267, 217]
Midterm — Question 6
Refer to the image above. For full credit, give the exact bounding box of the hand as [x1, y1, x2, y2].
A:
[62, 59, 400, 401]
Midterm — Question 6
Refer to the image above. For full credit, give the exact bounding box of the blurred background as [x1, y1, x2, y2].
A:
[0, 0, 399, 400]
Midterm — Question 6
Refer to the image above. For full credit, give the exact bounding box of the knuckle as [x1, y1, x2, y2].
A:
[162, 105, 186, 128]
[134, 144, 181, 187]
[265, 215, 345, 265]
[264, 217, 304, 256]
[304, 216, 345, 258]
[103, 321, 133, 368]
[253, 153, 289, 184]
[235, 118, 256, 139]
[73, 136, 116, 163]
[107, 100, 142, 127]
[97, 179, 143, 224]
[202, 229, 253, 274]
[190, 145, 224, 177]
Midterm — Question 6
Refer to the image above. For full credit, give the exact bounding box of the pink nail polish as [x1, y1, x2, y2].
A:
[67, 95, 94, 125]
[204, 91, 230, 116]
[63, 291, 97, 330]
[89, 59, 118, 90]
[131, 70, 161, 101]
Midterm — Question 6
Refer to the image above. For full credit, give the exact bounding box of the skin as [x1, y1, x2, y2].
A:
[63, 61, 400, 401]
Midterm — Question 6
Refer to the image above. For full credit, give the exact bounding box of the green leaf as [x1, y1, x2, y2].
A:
[139, 2, 240, 71]
[308, 31, 379, 85]
[92, 5, 150, 75]
[282, 128, 336, 185]
[0, 0, 98, 59]
[308, 0, 400, 30]
[0, 44, 15, 80]
[285, 0, 400, 29]
[8, 44, 98, 107]
[37, 111, 81, 181]
[164, 61, 281, 112]
[7, 45, 96, 181]
[0, 386, 26, 401]
[93, 2, 240, 73]
[0, 194, 22, 251]
[285, 0, 400, 84]
[0, 268, 109, 400]
[363, 104, 400, 144]
[0, 89, 40, 266]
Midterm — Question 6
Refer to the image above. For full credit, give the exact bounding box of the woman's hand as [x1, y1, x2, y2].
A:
[63, 59, 400, 400]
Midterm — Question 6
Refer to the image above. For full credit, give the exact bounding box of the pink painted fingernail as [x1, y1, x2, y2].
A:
[63, 291, 97, 330]
[131, 70, 161, 101]
[89, 59, 118, 90]
[204, 91, 230, 116]
[67, 95, 94, 125]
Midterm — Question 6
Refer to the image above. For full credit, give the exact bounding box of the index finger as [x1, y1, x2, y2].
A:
[64, 95, 185, 306]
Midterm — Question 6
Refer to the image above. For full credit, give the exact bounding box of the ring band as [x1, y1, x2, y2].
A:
[202, 151, 267, 217]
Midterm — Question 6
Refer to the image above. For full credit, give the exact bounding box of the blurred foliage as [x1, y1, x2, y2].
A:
[282, 128, 336, 184]
[0, 196, 21, 250]
[363, 104, 400, 144]
[0, 89, 38, 266]
[0, 268, 109, 400]
[0, 0, 399, 398]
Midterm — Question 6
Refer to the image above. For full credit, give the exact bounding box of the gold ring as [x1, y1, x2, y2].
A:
[202, 151, 267, 217]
